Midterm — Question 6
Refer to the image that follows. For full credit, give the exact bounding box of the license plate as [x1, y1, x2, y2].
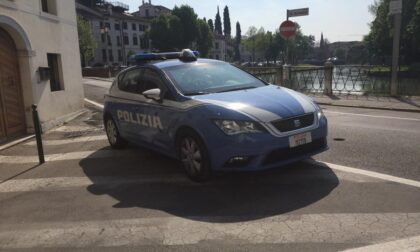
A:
[289, 132, 312, 148]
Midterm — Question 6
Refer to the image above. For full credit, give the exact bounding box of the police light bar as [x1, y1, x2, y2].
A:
[130, 49, 199, 65]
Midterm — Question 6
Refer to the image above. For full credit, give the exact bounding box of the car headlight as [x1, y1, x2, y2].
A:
[214, 120, 266, 135]
[315, 104, 324, 119]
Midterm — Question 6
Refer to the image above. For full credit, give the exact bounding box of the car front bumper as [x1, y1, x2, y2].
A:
[206, 117, 328, 172]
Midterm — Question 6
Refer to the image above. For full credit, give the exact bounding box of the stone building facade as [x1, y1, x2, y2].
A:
[76, 0, 151, 66]
[0, 0, 84, 143]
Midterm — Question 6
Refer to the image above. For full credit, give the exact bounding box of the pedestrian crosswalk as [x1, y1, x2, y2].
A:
[1, 117, 420, 251]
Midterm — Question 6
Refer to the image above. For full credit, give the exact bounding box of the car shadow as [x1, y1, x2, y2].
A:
[80, 147, 339, 223]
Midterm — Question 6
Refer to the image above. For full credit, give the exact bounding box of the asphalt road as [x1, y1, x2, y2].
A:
[0, 78, 418, 251]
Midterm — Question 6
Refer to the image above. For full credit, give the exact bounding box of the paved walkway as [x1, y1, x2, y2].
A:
[308, 93, 420, 113]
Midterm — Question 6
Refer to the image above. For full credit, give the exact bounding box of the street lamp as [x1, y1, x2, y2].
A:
[100, 26, 110, 67]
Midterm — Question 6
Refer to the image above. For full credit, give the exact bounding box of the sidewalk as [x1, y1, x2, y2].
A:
[308, 93, 420, 113]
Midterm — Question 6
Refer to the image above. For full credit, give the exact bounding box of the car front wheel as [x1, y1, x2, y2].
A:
[105, 116, 126, 149]
[177, 131, 211, 182]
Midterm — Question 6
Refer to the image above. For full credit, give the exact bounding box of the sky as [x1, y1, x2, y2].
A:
[124, 0, 376, 42]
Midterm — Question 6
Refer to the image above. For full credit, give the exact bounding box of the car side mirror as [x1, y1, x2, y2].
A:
[142, 88, 162, 102]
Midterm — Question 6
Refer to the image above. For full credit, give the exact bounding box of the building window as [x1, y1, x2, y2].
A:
[123, 35, 129, 45]
[107, 35, 112, 46]
[108, 49, 113, 62]
[114, 23, 120, 30]
[118, 50, 123, 61]
[101, 34, 106, 43]
[122, 22, 127, 30]
[133, 35, 138, 46]
[215, 42, 219, 49]
[47, 53, 63, 92]
[132, 23, 136, 30]
[105, 22, 111, 30]
[145, 9, 149, 17]
[140, 37, 149, 49]
[41, 0, 57, 15]
[102, 49, 107, 62]
[117, 36, 121, 46]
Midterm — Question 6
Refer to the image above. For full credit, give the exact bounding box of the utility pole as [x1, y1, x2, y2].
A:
[390, 0, 402, 96]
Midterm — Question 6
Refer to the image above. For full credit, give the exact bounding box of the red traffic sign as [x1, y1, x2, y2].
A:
[280, 20, 296, 39]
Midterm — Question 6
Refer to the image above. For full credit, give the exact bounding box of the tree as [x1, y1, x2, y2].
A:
[207, 19, 214, 31]
[149, 15, 172, 51]
[77, 16, 97, 67]
[168, 15, 184, 50]
[244, 26, 258, 61]
[234, 22, 242, 61]
[197, 19, 214, 57]
[364, 0, 420, 64]
[214, 6, 223, 35]
[223, 6, 231, 37]
[172, 5, 199, 48]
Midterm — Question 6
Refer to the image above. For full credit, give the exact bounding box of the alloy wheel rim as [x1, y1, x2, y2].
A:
[180, 137, 202, 175]
[106, 120, 117, 145]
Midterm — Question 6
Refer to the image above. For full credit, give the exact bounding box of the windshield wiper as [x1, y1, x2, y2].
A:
[184, 91, 210, 96]
[217, 86, 257, 93]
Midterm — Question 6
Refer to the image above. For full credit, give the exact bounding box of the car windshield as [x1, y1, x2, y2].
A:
[162, 61, 267, 95]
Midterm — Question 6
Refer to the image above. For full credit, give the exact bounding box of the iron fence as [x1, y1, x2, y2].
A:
[332, 65, 391, 95]
[244, 65, 420, 96]
[244, 67, 279, 84]
[289, 67, 325, 93]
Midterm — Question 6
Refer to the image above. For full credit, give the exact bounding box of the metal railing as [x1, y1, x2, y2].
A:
[244, 64, 420, 96]
[244, 67, 280, 84]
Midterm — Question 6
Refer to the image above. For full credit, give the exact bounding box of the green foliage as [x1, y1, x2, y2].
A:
[223, 6, 231, 37]
[77, 16, 97, 67]
[215, 7, 223, 35]
[149, 15, 172, 51]
[208, 19, 214, 31]
[234, 22, 242, 61]
[172, 5, 198, 48]
[365, 0, 420, 64]
[149, 5, 213, 56]
[197, 19, 214, 57]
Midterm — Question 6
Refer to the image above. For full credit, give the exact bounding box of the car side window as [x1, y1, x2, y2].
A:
[139, 69, 164, 94]
[118, 69, 142, 93]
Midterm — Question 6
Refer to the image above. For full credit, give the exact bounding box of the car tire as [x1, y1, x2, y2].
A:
[177, 130, 211, 182]
[104, 116, 127, 149]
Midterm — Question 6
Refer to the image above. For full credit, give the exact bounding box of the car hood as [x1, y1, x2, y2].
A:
[193, 85, 316, 123]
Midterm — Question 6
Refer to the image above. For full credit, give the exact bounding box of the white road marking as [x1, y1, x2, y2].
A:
[0, 176, 190, 192]
[324, 110, 420, 122]
[84, 98, 104, 109]
[52, 125, 103, 132]
[0, 213, 419, 248]
[342, 235, 420, 252]
[308, 160, 420, 189]
[0, 150, 133, 164]
[0, 170, 380, 192]
[24, 135, 108, 146]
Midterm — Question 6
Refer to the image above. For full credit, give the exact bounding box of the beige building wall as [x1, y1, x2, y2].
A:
[0, 0, 84, 132]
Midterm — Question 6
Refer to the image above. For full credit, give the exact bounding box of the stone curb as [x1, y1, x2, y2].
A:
[316, 102, 420, 113]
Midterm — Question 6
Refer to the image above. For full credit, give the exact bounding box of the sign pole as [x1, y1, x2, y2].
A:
[390, 1, 402, 96]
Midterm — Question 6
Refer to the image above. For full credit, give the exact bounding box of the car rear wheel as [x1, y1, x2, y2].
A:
[177, 131, 211, 182]
[105, 117, 126, 149]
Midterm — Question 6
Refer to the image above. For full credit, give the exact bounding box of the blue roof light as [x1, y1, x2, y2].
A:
[129, 49, 199, 65]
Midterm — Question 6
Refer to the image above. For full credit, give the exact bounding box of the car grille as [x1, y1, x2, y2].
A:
[271, 113, 314, 132]
[262, 138, 327, 165]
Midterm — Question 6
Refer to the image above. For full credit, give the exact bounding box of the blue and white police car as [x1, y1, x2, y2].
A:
[104, 49, 328, 181]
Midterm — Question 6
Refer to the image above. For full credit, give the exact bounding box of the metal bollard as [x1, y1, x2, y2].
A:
[31, 104, 45, 164]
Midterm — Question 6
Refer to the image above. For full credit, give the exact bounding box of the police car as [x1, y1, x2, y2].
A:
[104, 49, 328, 181]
